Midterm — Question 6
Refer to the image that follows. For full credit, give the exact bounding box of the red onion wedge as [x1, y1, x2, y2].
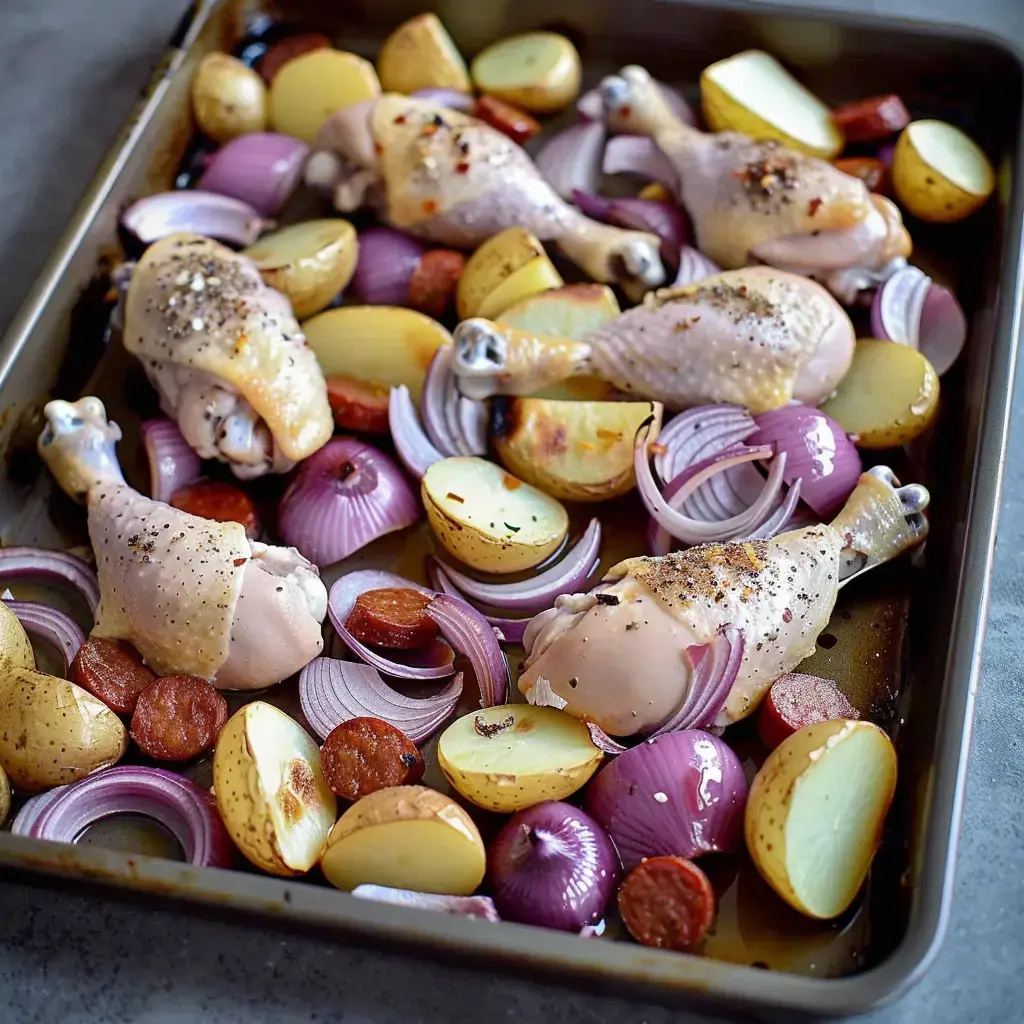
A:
[584, 730, 748, 872]
[0, 547, 99, 617]
[535, 122, 606, 201]
[349, 227, 426, 306]
[570, 191, 685, 267]
[198, 132, 309, 216]
[672, 246, 722, 287]
[299, 657, 463, 743]
[11, 765, 234, 868]
[388, 385, 443, 479]
[141, 419, 202, 504]
[750, 406, 861, 519]
[603, 136, 678, 192]
[278, 438, 420, 568]
[3, 599, 85, 674]
[328, 570, 455, 680]
[870, 265, 967, 375]
[420, 347, 487, 458]
[352, 884, 499, 920]
[411, 88, 476, 112]
[428, 562, 530, 645]
[425, 594, 509, 707]
[121, 191, 266, 247]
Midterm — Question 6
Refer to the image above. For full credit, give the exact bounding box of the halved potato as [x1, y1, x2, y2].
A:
[0, 601, 35, 675]
[745, 719, 897, 919]
[244, 219, 358, 319]
[438, 705, 602, 812]
[321, 785, 485, 894]
[377, 13, 470, 95]
[498, 283, 621, 340]
[471, 32, 581, 114]
[191, 52, 268, 143]
[0, 669, 127, 792]
[819, 339, 939, 449]
[213, 702, 337, 876]
[700, 50, 843, 159]
[493, 398, 662, 501]
[457, 227, 562, 320]
[302, 306, 452, 403]
[422, 457, 568, 573]
[270, 49, 381, 144]
[892, 120, 995, 223]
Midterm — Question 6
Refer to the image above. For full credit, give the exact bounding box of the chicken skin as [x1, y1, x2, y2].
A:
[519, 467, 929, 734]
[38, 397, 326, 689]
[306, 95, 664, 291]
[600, 66, 912, 300]
[453, 267, 855, 413]
[123, 234, 333, 479]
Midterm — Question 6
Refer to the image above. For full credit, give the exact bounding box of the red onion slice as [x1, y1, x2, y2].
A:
[3, 599, 85, 674]
[121, 191, 266, 247]
[603, 136, 678, 191]
[918, 283, 968, 375]
[571, 192, 686, 267]
[421, 348, 463, 457]
[747, 478, 804, 540]
[349, 227, 426, 306]
[11, 765, 234, 868]
[197, 132, 309, 216]
[388, 385, 443, 479]
[352, 884, 499, 920]
[298, 657, 463, 743]
[0, 548, 99, 617]
[672, 245, 722, 287]
[654, 405, 756, 483]
[141, 419, 202, 504]
[428, 563, 531, 645]
[535, 122, 606, 200]
[425, 594, 509, 707]
[456, 397, 488, 457]
[328, 570, 455, 680]
[411, 88, 476, 112]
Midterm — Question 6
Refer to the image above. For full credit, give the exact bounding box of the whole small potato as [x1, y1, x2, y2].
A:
[192, 52, 268, 143]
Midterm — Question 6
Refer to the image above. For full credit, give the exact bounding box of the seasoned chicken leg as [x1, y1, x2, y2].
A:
[306, 95, 664, 290]
[600, 66, 912, 300]
[519, 467, 929, 734]
[453, 267, 854, 413]
[38, 398, 326, 690]
[123, 234, 333, 479]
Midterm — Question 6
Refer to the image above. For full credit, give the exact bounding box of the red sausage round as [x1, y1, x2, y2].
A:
[130, 675, 228, 762]
[170, 480, 260, 538]
[617, 856, 716, 951]
[757, 672, 860, 751]
[71, 638, 157, 715]
[320, 717, 424, 801]
[344, 588, 439, 649]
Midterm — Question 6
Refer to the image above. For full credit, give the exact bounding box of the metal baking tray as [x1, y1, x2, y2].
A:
[0, 0, 1021, 1016]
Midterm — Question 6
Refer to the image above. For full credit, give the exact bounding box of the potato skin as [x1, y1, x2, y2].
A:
[0, 669, 127, 792]
[326, 785, 480, 846]
[0, 765, 10, 825]
[191, 53, 267, 143]
[0, 602, 35, 675]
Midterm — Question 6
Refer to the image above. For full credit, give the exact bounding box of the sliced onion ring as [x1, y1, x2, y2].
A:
[352, 884, 499, 920]
[603, 136, 678, 191]
[141, 419, 202, 504]
[428, 563, 530, 645]
[571, 191, 685, 267]
[425, 594, 509, 707]
[121, 191, 266, 247]
[298, 657, 462, 743]
[3, 599, 85, 674]
[672, 245, 722, 287]
[11, 766, 234, 868]
[0, 548, 99, 618]
[388, 385, 443, 479]
[536, 122, 606, 200]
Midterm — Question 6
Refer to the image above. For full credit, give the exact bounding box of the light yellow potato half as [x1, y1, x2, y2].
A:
[498, 283, 621, 340]
[213, 702, 337, 877]
[0, 669, 127, 792]
[493, 398, 662, 502]
[700, 49, 843, 159]
[422, 457, 568, 573]
[438, 705, 602, 813]
[321, 785, 485, 894]
[0, 601, 35, 675]
[745, 719, 897, 919]
[244, 219, 358, 319]
[377, 13, 470, 94]
[302, 306, 452, 404]
[892, 119, 995, 224]
[819, 339, 939, 449]
[191, 52, 268, 143]
[471, 32, 581, 114]
[270, 50, 381, 144]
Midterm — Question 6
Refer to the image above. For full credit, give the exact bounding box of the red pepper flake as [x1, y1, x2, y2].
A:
[446, 492, 465, 503]
[502, 474, 522, 491]
[233, 557, 248, 567]
[421, 124, 438, 136]
[619, 105, 632, 119]
[596, 428, 622, 440]
[650, 442, 668, 456]
[373, 142, 384, 155]
[782, 607, 793, 623]
[455, 161, 470, 174]
[808, 197, 823, 217]
[422, 199, 438, 216]
[393, 115, 407, 125]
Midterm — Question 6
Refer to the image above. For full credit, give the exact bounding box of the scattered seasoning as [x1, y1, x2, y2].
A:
[393, 114, 406, 125]
[474, 714, 515, 738]
[503, 522, 521, 533]
[422, 199, 439, 216]
[807, 197, 823, 217]
[595, 593, 621, 606]
[625, 621, 639, 631]
[446, 492, 465, 503]
[502, 474, 522, 491]
[455, 161, 470, 174]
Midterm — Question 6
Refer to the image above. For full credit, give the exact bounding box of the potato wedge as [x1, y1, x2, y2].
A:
[498, 283, 621, 340]
[302, 306, 452, 404]
[0, 601, 35, 675]
[243, 219, 357, 319]
[0, 765, 9, 825]
[0, 669, 127, 792]
[270, 50, 381, 145]
[700, 50, 843, 159]
[191, 52, 268, 143]
[745, 719, 897, 919]
[493, 398, 662, 501]
[377, 13, 470, 95]
[819, 339, 939, 449]
[892, 120, 995, 223]
[457, 227, 562, 320]
[438, 705, 602, 812]
[471, 32, 581, 114]
[321, 785, 485, 894]
[213, 702, 336, 876]
[422, 457, 568, 573]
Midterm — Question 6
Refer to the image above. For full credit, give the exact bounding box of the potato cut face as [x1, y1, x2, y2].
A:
[322, 819, 485, 894]
[244, 219, 355, 269]
[498, 284, 621, 340]
[906, 120, 994, 197]
[456, 226, 553, 320]
[475, 256, 564, 321]
[473, 33, 568, 89]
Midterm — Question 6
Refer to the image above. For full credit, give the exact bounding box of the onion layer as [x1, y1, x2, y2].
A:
[0, 548, 99, 617]
[427, 563, 531, 645]
[388, 385, 443, 479]
[603, 136, 678, 191]
[3, 599, 85, 675]
[198, 132, 309, 215]
[141, 419, 202, 504]
[121, 191, 266, 247]
[672, 246, 722, 287]
[425, 594, 509, 707]
[535, 122, 606, 201]
[352, 884, 499, 920]
[349, 227, 426, 306]
[421, 347, 487, 458]
[571, 191, 685, 267]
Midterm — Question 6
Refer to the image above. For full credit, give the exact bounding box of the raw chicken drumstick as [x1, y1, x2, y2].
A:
[123, 233, 333, 479]
[453, 266, 855, 413]
[306, 95, 665, 291]
[600, 66, 912, 300]
[519, 466, 929, 735]
[38, 398, 327, 690]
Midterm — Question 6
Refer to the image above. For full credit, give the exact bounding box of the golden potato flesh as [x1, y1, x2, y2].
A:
[471, 32, 581, 114]
[498, 283, 621, 341]
[376, 13, 470, 95]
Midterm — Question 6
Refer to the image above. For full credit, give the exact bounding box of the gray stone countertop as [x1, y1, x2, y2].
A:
[0, 1, 1021, 1021]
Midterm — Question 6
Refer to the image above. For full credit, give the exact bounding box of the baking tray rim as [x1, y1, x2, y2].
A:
[0, 0, 1021, 1015]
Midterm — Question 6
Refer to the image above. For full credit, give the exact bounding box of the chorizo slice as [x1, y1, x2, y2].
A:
[756, 672, 859, 751]
[344, 588, 439, 649]
[130, 675, 228, 762]
[617, 856, 716, 951]
[320, 717, 424, 801]
[831, 95, 910, 143]
[170, 480, 260, 538]
[409, 250, 466, 319]
[71, 638, 156, 715]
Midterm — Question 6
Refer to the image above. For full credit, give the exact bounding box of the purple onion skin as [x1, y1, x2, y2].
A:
[488, 801, 620, 932]
[584, 731, 747, 873]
